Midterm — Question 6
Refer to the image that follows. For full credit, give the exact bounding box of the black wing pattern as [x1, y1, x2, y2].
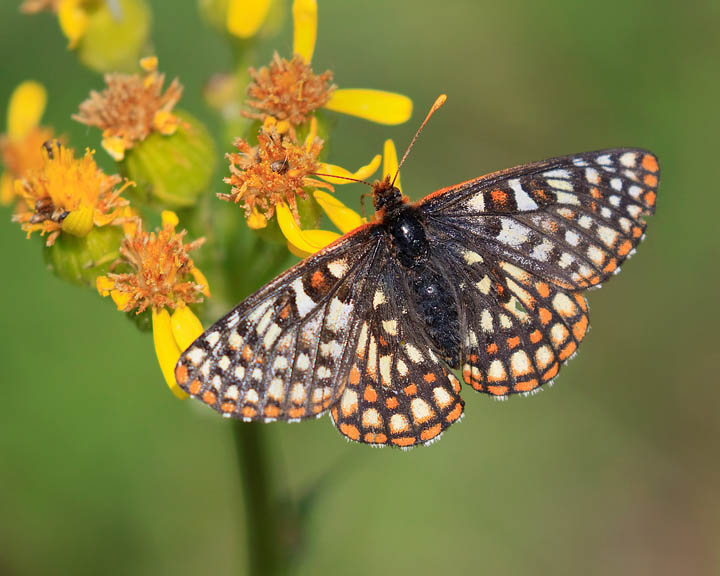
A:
[419, 148, 658, 396]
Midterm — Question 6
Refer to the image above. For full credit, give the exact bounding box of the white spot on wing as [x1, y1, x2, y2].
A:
[509, 179, 538, 211]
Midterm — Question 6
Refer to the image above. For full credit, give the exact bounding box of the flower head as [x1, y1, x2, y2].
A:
[244, 0, 412, 128]
[0, 81, 55, 206]
[96, 211, 208, 398]
[13, 142, 132, 245]
[73, 57, 183, 161]
[96, 211, 208, 315]
[279, 139, 401, 258]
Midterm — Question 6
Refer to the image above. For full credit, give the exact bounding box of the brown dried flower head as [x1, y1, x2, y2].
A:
[245, 53, 336, 127]
[106, 214, 206, 314]
[73, 57, 183, 160]
[221, 118, 332, 225]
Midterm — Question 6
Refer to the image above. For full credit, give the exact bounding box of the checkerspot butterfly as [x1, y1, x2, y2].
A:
[175, 147, 659, 448]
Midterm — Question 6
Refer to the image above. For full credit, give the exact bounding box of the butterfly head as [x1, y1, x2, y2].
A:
[372, 176, 405, 217]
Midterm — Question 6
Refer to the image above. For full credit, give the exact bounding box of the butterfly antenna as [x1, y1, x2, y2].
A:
[311, 172, 374, 187]
[392, 94, 447, 187]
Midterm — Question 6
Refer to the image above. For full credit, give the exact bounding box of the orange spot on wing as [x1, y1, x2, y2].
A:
[491, 189, 508, 205]
[363, 385, 377, 402]
[420, 424, 442, 441]
[543, 363, 559, 381]
[423, 373, 436, 383]
[340, 423, 360, 440]
[644, 174, 657, 187]
[391, 436, 417, 447]
[288, 407, 306, 418]
[311, 270, 326, 290]
[486, 342, 499, 355]
[175, 364, 188, 385]
[603, 258, 618, 274]
[642, 154, 658, 173]
[558, 341, 577, 361]
[202, 391, 217, 405]
[487, 385, 508, 396]
[385, 397, 399, 410]
[536, 282, 551, 299]
[538, 307, 553, 325]
[279, 304, 292, 320]
[221, 402, 235, 413]
[241, 406, 257, 418]
[644, 191, 656, 206]
[574, 294, 587, 312]
[446, 403, 463, 422]
[365, 432, 387, 444]
[242, 345, 253, 362]
[514, 379, 538, 392]
[507, 336, 521, 349]
[530, 330, 543, 343]
[632, 226, 643, 238]
[617, 240, 633, 256]
[404, 384, 418, 396]
[264, 405, 280, 418]
[573, 316, 589, 341]
[591, 187, 602, 199]
[349, 366, 361, 386]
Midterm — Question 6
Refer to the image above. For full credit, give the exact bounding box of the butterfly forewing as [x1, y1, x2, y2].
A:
[420, 149, 658, 290]
[175, 227, 382, 421]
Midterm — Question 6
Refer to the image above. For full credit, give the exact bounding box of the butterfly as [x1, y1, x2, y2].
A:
[175, 147, 659, 448]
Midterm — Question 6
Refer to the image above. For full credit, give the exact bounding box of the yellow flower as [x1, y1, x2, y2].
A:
[221, 116, 380, 228]
[226, 0, 273, 38]
[73, 57, 184, 161]
[279, 139, 401, 258]
[0, 81, 55, 206]
[12, 142, 132, 246]
[244, 0, 412, 127]
[96, 211, 209, 397]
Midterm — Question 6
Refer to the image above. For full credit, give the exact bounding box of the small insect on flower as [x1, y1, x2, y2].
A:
[244, 0, 412, 129]
[97, 211, 209, 398]
[12, 141, 132, 246]
[74, 57, 183, 161]
[176, 96, 660, 448]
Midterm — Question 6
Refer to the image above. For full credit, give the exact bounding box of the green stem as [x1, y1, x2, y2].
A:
[232, 421, 284, 576]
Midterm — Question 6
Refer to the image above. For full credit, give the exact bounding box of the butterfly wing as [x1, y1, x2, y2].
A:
[175, 226, 384, 421]
[419, 148, 658, 396]
[330, 252, 464, 447]
[419, 148, 658, 290]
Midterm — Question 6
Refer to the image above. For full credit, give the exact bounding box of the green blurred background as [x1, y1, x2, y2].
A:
[1, 1, 719, 574]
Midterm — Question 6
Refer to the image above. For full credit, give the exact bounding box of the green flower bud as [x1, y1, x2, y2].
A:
[77, 0, 152, 74]
[122, 111, 217, 209]
[44, 225, 124, 286]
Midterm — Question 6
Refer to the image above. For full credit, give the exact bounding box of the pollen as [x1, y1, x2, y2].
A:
[220, 119, 332, 224]
[102, 216, 206, 314]
[12, 142, 131, 245]
[73, 59, 183, 160]
[245, 53, 336, 126]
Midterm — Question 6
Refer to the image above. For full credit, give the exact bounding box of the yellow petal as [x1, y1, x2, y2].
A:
[111, 290, 132, 311]
[247, 206, 268, 229]
[292, 0, 317, 62]
[277, 201, 339, 256]
[1, 172, 15, 205]
[313, 190, 363, 234]
[102, 136, 127, 161]
[57, 0, 89, 48]
[227, 0, 272, 38]
[190, 265, 211, 297]
[170, 306, 204, 352]
[161, 210, 179, 229]
[152, 308, 189, 399]
[140, 56, 158, 72]
[383, 139, 401, 193]
[317, 154, 381, 185]
[324, 89, 413, 125]
[96, 275, 115, 296]
[60, 205, 94, 237]
[7, 81, 47, 139]
[152, 110, 179, 135]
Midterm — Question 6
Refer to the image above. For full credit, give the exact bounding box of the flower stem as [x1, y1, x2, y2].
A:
[232, 420, 284, 576]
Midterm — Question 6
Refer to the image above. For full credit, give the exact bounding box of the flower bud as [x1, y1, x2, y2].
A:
[76, 0, 152, 73]
[122, 111, 217, 209]
[44, 224, 124, 286]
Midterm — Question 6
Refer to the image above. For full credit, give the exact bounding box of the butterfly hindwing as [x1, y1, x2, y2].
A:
[175, 227, 382, 421]
[420, 148, 658, 290]
[331, 260, 464, 447]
